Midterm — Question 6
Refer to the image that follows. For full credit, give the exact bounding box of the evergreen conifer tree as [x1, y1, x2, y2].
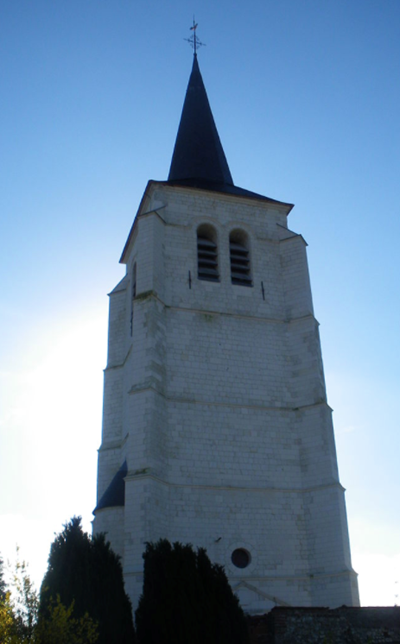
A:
[135, 539, 249, 644]
[40, 517, 136, 644]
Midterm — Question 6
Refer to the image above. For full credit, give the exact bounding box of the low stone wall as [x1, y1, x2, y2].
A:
[248, 606, 400, 644]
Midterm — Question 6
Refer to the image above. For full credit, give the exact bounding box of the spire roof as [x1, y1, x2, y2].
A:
[168, 54, 233, 186]
[93, 460, 127, 513]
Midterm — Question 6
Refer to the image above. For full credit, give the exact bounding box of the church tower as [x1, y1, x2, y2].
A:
[93, 52, 359, 614]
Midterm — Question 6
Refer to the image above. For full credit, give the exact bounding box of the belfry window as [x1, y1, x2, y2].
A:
[197, 225, 219, 282]
[230, 229, 252, 286]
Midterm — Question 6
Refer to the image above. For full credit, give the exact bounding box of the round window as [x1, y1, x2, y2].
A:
[231, 548, 251, 569]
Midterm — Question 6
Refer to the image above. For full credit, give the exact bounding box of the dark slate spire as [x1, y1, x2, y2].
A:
[168, 54, 234, 186]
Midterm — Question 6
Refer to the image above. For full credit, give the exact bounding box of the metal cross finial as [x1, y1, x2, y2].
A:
[184, 17, 205, 54]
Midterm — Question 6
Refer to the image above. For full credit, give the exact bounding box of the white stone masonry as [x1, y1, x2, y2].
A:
[93, 182, 359, 614]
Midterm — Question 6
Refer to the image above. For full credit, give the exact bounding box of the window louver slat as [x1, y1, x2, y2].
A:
[232, 272, 252, 281]
[198, 238, 217, 249]
[231, 265, 250, 274]
[199, 267, 220, 276]
[199, 257, 217, 268]
[230, 256, 249, 266]
[230, 242, 248, 252]
[198, 248, 217, 257]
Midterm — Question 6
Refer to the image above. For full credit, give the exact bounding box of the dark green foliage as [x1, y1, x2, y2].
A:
[40, 517, 136, 644]
[0, 553, 5, 600]
[135, 539, 249, 644]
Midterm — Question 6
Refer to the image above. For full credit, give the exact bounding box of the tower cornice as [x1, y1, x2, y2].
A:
[120, 180, 293, 264]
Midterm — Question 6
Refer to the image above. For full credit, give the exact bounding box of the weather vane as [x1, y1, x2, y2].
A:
[184, 18, 205, 54]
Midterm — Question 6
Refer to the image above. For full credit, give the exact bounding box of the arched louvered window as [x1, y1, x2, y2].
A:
[197, 225, 219, 282]
[230, 230, 252, 286]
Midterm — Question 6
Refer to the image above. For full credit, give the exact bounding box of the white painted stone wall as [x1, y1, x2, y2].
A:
[93, 181, 359, 614]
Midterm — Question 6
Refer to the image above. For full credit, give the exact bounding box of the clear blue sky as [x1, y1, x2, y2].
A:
[1, 0, 399, 606]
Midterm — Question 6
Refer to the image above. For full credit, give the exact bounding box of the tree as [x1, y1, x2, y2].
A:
[10, 552, 39, 643]
[0, 593, 98, 644]
[0, 549, 36, 644]
[0, 549, 40, 643]
[35, 596, 98, 644]
[0, 553, 6, 601]
[135, 539, 249, 644]
[0, 547, 39, 644]
[40, 517, 135, 644]
[0, 547, 97, 644]
[0, 593, 17, 644]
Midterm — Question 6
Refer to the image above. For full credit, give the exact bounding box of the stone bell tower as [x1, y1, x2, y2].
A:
[93, 52, 359, 614]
